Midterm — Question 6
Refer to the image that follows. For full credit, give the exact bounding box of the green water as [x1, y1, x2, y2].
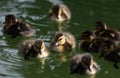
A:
[0, 0, 120, 78]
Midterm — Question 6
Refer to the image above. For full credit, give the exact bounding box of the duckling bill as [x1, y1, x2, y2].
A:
[3, 14, 35, 38]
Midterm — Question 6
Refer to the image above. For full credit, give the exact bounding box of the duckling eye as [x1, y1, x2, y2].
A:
[58, 38, 62, 41]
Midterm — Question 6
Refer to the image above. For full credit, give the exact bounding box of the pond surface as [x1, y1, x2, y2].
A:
[0, 0, 120, 78]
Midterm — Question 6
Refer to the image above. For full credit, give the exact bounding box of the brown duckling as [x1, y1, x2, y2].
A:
[78, 30, 116, 53]
[78, 30, 96, 52]
[21, 39, 49, 60]
[48, 3, 71, 23]
[70, 53, 99, 75]
[3, 14, 35, 38]
[94, 21, 120, 41]
[99, 40, 120, 69]
[50, 31, 76, 52]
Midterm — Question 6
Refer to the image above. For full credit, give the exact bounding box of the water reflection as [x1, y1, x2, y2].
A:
[47, 0, 63, 4]
[0, 47, 23, 78]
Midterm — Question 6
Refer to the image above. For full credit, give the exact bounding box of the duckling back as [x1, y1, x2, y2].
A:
[64, 32, 76, 49]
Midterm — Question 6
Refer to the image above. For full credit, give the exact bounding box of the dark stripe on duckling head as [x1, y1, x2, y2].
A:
[55, 32, 63, 41]
[34, 40, 43, 54]
[81, 54, 92, 71]
[52, 4, 60, 18]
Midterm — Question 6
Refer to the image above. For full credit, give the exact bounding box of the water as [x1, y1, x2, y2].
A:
[0, 0, 120, 78]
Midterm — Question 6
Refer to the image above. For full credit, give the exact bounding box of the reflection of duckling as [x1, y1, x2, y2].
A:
[21, 39, 49, 60]
[48, 3, 71, 23]
[3, 14, 35, 38]
[94, 21, 120, 41]
[50, 32, 76, 52]
[99, 40, 120, 69]
[70, 53, 99, 75]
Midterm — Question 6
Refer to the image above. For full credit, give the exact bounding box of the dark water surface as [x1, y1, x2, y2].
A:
[0, 0, 120, 78]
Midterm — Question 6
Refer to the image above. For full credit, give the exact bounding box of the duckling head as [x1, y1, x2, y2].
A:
[54, 32, 66, 46]
[3, 14, 18, 26]
[33, 40, 45, 55]
[95, 21, 108, 31]
[81, 54, 93, 71]
[80, 30, 95, 41]
[51, 4, 61, 19]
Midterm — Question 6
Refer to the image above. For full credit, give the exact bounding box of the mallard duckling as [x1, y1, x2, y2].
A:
[78, 30, 96, 52]
[21, 39, 49, 60]
[48, 3, 71, 23]
[99, 40, 120, 69]
[70, 53, 99, 75]
[50, 31, 76, 52]
[94, 21, 108, 36]
[94, 21, 120, 41]
[3, 14, 35, 38]
[78, 30, 115, 52]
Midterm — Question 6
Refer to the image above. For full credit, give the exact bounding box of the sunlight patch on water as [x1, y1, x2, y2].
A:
[15, 0, 35, 3]
[47, 0, 63, 4]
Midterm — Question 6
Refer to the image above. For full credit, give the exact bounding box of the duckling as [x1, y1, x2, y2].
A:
[3, 14, 35, 38]
[21, 39, 49, 60]
[94, 21, 120, 41]
[78, 30, 96, 52]
[78, 30, 115, 52]
[99, 40, 120, 69]
[87, 37, 107, 52]
[94, 21, 108, 36]
[70, 53, 99, 75]
[50, 31, 76, 52]
[48, 3, 71, 23]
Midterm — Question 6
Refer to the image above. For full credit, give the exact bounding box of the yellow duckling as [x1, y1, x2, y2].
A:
[50, 31, 76, 52]
[94, 21, 120, 41]
[70, 53, 99, 75]
[48, 3, 71, 23]
[99, 40, 120, 69]
[21, 39, 49, 60]
[3, 14, 35, 38]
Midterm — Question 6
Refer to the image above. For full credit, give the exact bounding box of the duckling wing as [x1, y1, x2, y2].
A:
[6, 23, 21, 38]
[60, 4, 71, 20]
[19, 22, 35, 36]
[64, 32, 76, 49]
